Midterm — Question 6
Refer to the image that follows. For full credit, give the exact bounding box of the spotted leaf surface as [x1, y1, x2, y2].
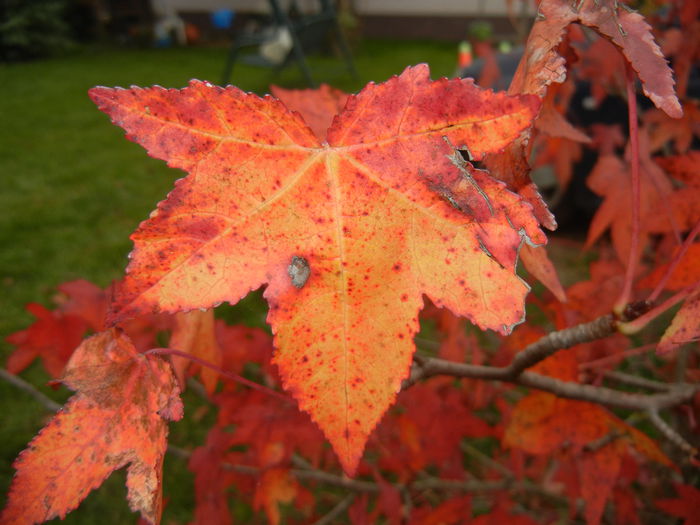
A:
[89, 64, 543, 474]
[1, 329, 183, 524]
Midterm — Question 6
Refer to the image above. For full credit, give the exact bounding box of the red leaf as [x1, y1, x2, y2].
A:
[567, 257, 625, 321]
[471, 505, 540, 525]
[189, 427, 236, 525]
[169, 309, 222, 393]
[513, 0, 681, 118]
[579, 441, 624, 525]
[90, 64, 544, 474]
[56, 279, 109, 331]
[656, 151, 700, 187]
[408, 496, 471, 525]
[638, 243, 700, 292]
[520, 244, 566, 302]
[1, 329, 183, 524]
[657, 286, 700, 354]
[655, 483, 700, 525]
[585, 144, 673, 262]
[253, 468, 298, 525]
[270, 83, 349, 140]
[5, 303, 87, 378]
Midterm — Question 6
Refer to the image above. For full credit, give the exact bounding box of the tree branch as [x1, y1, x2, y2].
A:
[0, 369, 62, 412]
[503, 315, 616, 378]
[647, 409, 698, 459]
[404, 315, 617, 390]
[403, 314, 697, 413]
[408, 360, 696, 412]
[312, 494, 355, 525]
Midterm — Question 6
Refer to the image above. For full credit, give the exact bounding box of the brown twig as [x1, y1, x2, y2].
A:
[615, 61, 642, 313]
[503, 315, 617, 378]
[0, 369, 62, 412]
[601, 370, 671, 392]
[647, 409, 698, 459]
[403, 313, 697, 412]
[404, 358, 696, 412]
[312, 495, 355, 525]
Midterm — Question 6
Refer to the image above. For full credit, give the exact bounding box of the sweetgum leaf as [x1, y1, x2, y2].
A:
[89, 64, 544, 474]
[1, 329, 182, 524]
[512, 0, 682, 118]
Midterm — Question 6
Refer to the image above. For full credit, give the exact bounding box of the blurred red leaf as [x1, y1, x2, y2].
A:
[270, 83, 349, 140]
[253, 468, 298, 525]
[655, 483, 700, 525]
[6, 303, 86, 378]
[657, 286, 700, 354]
[169, 309, 222, 393]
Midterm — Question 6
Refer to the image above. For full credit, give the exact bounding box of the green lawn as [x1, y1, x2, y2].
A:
[0, 39, 456, 523]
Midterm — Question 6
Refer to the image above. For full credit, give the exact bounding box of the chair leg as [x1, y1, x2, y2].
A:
[333, 22, 358, 80]
[288, 33, 316, 87]
[221, 45, 240, 86]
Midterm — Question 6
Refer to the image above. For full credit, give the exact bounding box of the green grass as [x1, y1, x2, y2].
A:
[0, 39, 456, 523]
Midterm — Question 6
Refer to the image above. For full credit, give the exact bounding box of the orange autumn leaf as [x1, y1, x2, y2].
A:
[1, 329, 183, 525]
[169, 309, 223, 393]
[657, 286, 700, 354]
[638, 243, 700, 292]
[504, 393, 609, 454]
[253, 468, 298, 525]
[519, 244, 566, 303]
[511, 0, 681, 118]
[270, 83, 349, 140]
[89, 64, 544, 475]
[644, 102, 700, 154]
[579, 440, 625, 525]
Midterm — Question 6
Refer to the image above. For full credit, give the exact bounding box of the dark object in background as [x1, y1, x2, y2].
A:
[221, 0, 357, 87]
[0, 0, 74, 61]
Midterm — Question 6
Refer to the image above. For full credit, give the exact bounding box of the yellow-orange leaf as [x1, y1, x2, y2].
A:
[89, 64, 544, 474]
[169, 309, 222, 393]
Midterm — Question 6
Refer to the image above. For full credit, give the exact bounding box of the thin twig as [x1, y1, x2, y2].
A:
[503, 315, 617, 378]
[404, 315, 617, 390]
[0, 369, 62, 412]
[601, 370, 670, 392]
[186, 377, 210, 401]
[460, 441, 513, 478]
[647, 409, 698, 458]
[409, 477, 566, 503]
[615, 52, 642, 313]
[166, 444, 192, 460]
[223, 462, 379, 492]
[145, 347, 290, 403]
[649, 219, 700, 303]
[312, 494, 355, 525]
[620, 282, 698, 334]
[405, 357, 697, 412]
[579, 343, 655, 371]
